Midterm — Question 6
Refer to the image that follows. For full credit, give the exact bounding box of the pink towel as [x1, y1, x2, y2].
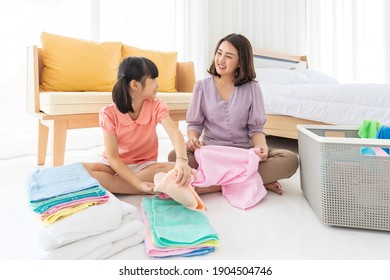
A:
[193, 146, 267, 209]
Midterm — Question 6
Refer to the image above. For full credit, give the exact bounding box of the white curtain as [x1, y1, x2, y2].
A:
[306, 0, 390, 83]
[0, 0, 96, 160]
[179, 0, 307, 79]
[174, 0, 209, 79]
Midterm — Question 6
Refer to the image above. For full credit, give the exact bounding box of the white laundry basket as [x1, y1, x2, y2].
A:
[297, 125, 390, 231]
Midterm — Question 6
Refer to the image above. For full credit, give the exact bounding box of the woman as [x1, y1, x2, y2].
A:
[169, 33, 298, 195]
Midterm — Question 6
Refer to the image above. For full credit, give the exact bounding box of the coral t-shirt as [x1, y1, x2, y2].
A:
[99, 99, 169, 164]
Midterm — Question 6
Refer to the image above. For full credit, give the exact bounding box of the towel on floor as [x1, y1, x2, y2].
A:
[29, 185, 107, 214]
[5, 197, 145, 260]
[40, 194, 110, 219]
[37, 192, 135, 250]
[141, 203, 215, 258]
[193, 145, 267, 209]
[41, 200, 99, 225]
[142, 197, 219, 248]
[153, 170, 205, 210]
[27, 162, 100, 201]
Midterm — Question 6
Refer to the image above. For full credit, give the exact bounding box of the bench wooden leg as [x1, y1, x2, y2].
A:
[51, 119, 67, 167]
[37, 120, 49, 165]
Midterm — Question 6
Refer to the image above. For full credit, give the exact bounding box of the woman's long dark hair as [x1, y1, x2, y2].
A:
[207, 33, 256, 86]
[112, 56, 158, 113]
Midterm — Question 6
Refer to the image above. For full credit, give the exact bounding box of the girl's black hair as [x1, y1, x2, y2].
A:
[112, 56, 158, 113]
[207, 33, 256, 86]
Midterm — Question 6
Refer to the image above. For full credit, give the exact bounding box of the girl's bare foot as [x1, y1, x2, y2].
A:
[264, 181, 283, 195]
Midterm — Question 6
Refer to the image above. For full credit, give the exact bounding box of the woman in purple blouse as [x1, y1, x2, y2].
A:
[169, 33, 299, 194]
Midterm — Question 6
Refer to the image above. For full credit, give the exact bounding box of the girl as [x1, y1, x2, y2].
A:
[84, 56, 194, 194]
[169, 33, 299, 195]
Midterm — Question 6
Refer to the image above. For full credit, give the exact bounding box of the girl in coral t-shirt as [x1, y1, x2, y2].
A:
[83, 57, 194, 194]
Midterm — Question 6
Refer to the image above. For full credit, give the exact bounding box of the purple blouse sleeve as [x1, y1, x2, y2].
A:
[247, 82, 267, 137]
[186, 81, 205, 134]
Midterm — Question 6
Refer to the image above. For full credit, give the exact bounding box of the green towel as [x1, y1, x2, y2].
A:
[358, 119, 382, 138]
[142, 197, 219, 248]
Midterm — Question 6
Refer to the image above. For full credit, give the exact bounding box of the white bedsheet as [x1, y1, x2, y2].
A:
[261, 83, 390, 126]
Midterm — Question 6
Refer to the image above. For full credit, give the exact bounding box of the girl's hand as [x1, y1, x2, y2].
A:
[254, 146, 269, 162]
[138, 181, 155, 194]
[186, 137, 203, 151]
[173, 159, 197, 186]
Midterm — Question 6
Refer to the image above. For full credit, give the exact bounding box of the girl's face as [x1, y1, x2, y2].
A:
[214, 40, 239, 77]
[141, 77, 159, 99]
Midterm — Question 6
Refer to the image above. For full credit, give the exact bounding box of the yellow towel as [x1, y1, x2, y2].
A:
[41, 201, 98, 225]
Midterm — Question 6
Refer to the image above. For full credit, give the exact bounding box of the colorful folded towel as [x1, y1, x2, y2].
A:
[27, 162, 100, 201]
[29, 185, 107, 214]
[141, 203, 215, 258]
[142, 197, 219, 248]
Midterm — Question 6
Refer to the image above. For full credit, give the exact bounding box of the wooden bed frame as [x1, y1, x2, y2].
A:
[253, 48, 327, 139]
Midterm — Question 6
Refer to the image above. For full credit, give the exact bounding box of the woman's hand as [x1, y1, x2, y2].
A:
[254, 146, 269, 162]
[173, 158, 197, 186]
[186, 137, 203, 151]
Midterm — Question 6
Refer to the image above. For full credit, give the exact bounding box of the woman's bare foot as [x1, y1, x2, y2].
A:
[264, 181, 283, 195]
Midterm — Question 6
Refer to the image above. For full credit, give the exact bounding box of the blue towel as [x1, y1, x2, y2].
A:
[376, 126, 390, 154]
[142, 197, 219, 248]
[27, 162, 100, 201]
[29, 185, 107, 213]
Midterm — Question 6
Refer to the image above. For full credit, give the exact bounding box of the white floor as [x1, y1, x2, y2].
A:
[1, 130, 390, 261]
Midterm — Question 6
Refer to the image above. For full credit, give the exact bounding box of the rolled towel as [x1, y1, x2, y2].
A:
[153, 170, 205, 211]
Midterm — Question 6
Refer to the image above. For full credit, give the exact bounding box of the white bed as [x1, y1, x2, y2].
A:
[254, 48, 390, 139]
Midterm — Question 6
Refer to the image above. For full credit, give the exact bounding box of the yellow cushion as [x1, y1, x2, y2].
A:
[40, 32, 122, 92]
[122, 45, 177, 92]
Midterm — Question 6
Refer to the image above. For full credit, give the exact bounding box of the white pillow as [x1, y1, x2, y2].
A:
[255, 68, 338, 85]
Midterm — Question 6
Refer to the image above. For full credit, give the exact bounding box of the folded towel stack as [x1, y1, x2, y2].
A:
[4, 162, 146, 259]
[141, 196, 219, 258]
[27, 162, 109, 224]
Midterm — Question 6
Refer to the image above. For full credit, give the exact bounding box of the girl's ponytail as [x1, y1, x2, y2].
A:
[112, 75, 133, 113]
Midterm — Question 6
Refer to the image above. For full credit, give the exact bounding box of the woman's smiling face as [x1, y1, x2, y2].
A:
[214, 40, 239, 77]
